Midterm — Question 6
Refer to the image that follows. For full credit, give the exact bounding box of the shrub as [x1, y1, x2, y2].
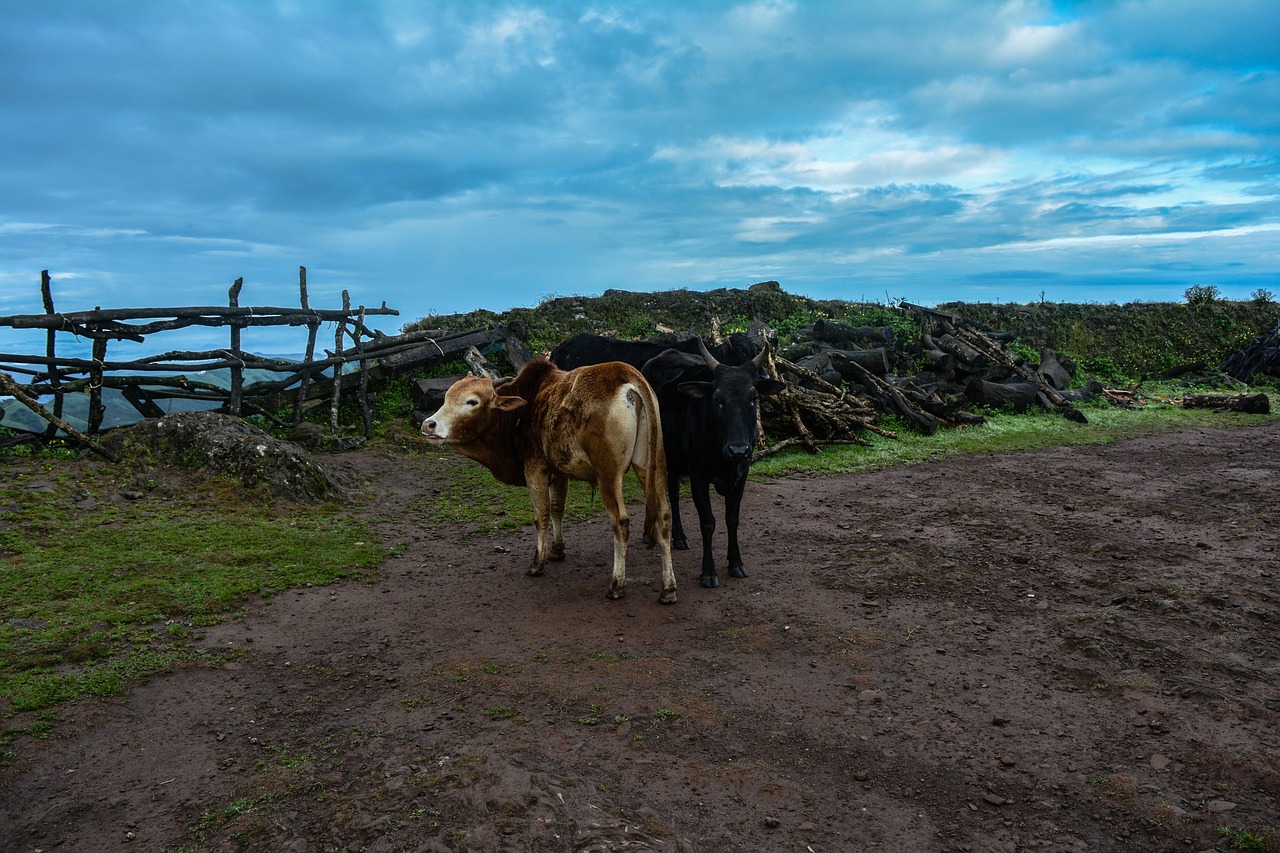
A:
[1184, 284, 1220, 305]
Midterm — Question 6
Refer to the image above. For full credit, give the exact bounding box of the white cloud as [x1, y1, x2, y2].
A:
[0, 0, 1275, 328]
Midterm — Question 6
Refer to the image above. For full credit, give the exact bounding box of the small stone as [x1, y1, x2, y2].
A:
[857, 689, 884, 703]
[983, 793, 1007, 806]
[1150, 754, 1170, 770]
[763, 816, 781, 829]
[1206, 800, 1237, 812]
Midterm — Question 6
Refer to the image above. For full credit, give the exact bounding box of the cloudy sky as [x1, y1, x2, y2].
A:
[2, 0, 1277, 352]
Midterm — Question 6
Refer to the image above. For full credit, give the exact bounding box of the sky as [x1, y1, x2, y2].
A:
[2, 0, 1278, 354]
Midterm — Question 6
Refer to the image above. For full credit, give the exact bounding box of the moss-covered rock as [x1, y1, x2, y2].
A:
[104, 411, 355, 503]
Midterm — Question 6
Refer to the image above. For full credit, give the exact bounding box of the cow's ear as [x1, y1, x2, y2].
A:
[494, 394, 528, 411]
[756, 378, 787, 397]
[677, 381, 713, 398]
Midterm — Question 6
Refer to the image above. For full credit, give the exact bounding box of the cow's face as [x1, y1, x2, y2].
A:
[679, 366, 786, 461]
[421, 376, 526, 444]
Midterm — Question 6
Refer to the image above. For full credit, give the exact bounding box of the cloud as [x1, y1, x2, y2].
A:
[0, 0, 1276, 345]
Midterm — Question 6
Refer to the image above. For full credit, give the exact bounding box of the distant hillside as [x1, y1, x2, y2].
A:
[404, 281, 1280, 380]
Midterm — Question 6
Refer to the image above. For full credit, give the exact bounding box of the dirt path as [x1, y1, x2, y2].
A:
[3, 421, 1278, 852]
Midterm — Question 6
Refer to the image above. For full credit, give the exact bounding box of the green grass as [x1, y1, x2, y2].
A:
[419, 400, 1277, 526]
[0, 477, 388, 718]
[424, 449, 646, 531]
[751, 399, 1277, 479]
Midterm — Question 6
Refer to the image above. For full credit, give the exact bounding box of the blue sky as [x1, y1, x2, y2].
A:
[2, 1, 1278, 353]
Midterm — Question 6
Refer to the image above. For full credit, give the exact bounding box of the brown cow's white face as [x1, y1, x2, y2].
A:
[421, 376, 524, 443]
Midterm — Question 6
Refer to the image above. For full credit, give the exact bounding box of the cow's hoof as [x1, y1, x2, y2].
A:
[729, 565, 748, 579]
[549, 544, 566, 561]
[659, 590, 678, 605]
[699, 574, 720, 589]
[607, 586, 626, 600]
[672, 537, 690, 550]
[527, 563, 546, 577]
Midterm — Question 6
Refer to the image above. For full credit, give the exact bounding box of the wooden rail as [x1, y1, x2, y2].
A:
[0, 267, 434, 455]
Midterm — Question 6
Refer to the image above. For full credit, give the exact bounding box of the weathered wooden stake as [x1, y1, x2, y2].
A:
[293, 266, 318, 426]
[228, 277, 244, 416]
[40, 270, 64, 438]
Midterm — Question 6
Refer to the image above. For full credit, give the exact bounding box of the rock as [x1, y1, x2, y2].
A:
[1150, 754, 1170, 770]
[104, 411, 356, 503]
[1206, 800, 1237, 812]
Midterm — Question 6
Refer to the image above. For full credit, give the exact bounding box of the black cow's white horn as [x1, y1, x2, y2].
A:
[695, 336, 721, 371]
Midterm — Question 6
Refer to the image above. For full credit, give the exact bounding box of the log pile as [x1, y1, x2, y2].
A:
[772, 303, 1100, 439]
[1219, 320, 1280, 382]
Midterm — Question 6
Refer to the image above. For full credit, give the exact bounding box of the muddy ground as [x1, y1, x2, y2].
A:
[2, 420, 1278, 852]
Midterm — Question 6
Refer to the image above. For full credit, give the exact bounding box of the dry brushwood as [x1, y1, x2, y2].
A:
[955, 327, 1088, 423]
[761, 357, 891, 455]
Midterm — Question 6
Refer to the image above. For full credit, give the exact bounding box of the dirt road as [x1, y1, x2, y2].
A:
[3, 421, 1278, 852]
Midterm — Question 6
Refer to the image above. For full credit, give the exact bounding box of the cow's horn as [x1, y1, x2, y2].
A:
[695, 336, 721, 370]
[752, 343, 770, 370]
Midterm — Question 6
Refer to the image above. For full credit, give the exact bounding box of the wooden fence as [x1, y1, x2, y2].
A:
[0, 268, 510, 458]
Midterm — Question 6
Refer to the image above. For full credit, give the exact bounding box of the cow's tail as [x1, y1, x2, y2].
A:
[631, 378, 669, 549]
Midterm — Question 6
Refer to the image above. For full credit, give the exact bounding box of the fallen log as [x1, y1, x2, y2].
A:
[1036, 348, 1072, 390]
[956, 328, 1087, 424]
[827, 347, 891, 379]
[464, 346, 504, 380]
[1180, 393, 1270, 414]
[838, 358, 939, 435]
[1056, 380, 1106, 403]
[0, 372, 118, 461]
[936, 333, 987, 369]
[964, 378, 1040, 412]
[811, 319, 895, 347]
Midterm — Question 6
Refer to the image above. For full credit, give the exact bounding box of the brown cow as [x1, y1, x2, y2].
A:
[421, 359, 677, 604]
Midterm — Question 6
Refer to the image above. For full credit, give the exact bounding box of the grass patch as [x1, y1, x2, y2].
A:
[0, 471, 388, 718]
[751, 401, 1277, 480]
[417, 400, 1276, 534]
[423, 447, 646, 531]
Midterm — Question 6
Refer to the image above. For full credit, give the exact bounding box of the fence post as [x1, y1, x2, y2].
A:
[87, 336, 107, 435]
[40, 270, 64, 439]
[329, 290, 348, 433]
[228, 277, 244, 416]
[293, 266, 318, 426]
[356, 305, 372, 438]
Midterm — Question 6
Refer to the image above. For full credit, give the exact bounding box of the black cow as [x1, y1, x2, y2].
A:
[551, 332, 759, 372]
[642, 340, 786, 588]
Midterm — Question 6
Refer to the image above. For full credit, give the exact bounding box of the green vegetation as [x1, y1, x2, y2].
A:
[936, 299, 1279, 382]
[0, 468, 387, 724]
[411, 400, 1275, 523]
[752, 397, 1275, 480]
[1218, 825, 1268, 850]
[423, 448, 645, 533]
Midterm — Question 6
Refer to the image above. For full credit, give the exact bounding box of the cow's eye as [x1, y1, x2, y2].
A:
[465, 398, 479, 407]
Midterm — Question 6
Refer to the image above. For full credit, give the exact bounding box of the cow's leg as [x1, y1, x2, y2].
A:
[667, 470, 689, 550]
[548, 475, 568, 561]
[525, 468, 552, 577]
[646, 469, 678, 605]
[725, 476, 748, 579]
[599, 474, 630, 600]
[689, 477, 719, 588]
[630, 464, 677, 605]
